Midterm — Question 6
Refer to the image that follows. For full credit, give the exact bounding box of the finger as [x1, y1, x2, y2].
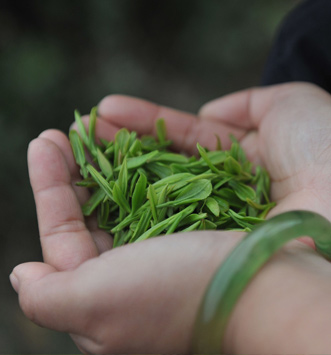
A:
[199, 84, 288, 129]
[10, 262, 56, 293]
[28, 137, 99, 270]
[39, 130, 81, 179]
[39, 129, 90, 205]
[38, 130, 113, 253]
[97, 95, 246, 153]
[10, 262, 83, 333]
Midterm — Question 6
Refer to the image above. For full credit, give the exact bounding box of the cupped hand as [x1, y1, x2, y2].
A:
[10, 82, 331, 354]
[97, 82, 331, 221]
[11, 129, 244, 354]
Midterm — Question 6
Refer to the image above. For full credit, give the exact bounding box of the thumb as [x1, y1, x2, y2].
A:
[10, 262, 56, 293]
[10, 262, 82, 333]
[199, 84, 286, 130]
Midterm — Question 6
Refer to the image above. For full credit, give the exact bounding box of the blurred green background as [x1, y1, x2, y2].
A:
[0, 0, 298, 353]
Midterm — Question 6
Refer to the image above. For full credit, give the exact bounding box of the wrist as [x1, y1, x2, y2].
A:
[223, 241, 331, 354]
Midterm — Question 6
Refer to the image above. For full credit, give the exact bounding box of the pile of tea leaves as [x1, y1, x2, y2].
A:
[70, 108, 275, 247]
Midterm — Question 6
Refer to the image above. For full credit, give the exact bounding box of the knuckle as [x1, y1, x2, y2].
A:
[43, 218, 87, 239]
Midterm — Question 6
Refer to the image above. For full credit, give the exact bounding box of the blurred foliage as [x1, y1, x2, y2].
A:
[0, 0, 297, 353]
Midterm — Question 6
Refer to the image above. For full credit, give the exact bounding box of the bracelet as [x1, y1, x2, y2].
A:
[191, 210, 331, 353]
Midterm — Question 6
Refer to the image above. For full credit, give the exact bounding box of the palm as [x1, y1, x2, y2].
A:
[236, 84, 331, 218]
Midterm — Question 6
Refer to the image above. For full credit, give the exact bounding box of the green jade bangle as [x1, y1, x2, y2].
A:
[192, 210, 331, 353]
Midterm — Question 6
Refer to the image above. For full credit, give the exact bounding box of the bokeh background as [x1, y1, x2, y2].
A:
[1, 0, 298, 353]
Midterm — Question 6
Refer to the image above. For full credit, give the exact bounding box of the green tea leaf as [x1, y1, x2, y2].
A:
[214, 188, 244, 209]
[166, 211, 184, 235]
[112, 182, 131, 213]
[130, 220, 139, 232]
[170, 163, 190, 174]
[258, 167, 271, 203]
[100, 138, 110, 147]
[141, 135, 157, 149]
[230, 134, 247, 163]
[128, 138, 142, 156]
[104, 141, 114, 156]
[197, 143, 221, 174]
[171, 181, 212, 205]
[156, 184, 168, 223]
[227, 209, 261, 230]
[97, 148, 113, 179]
[88, 106, 98, 156]
[145, 162, 173, 179]
[156, 118, 167, 144]
[132, 173, 147, 214]
[228, 209, 264, 225]
[74, 110, 88, 146]
[253, 165, 271, 204]
[115, 128, 131, 156]
[129, 131, 137, 146]
[159, 179, 212, 207]
[242, 160, 253, 175]
[152, 152, 189, 164]
[228, 180, 256, 201]
[153, 173, 194, 192]
[215, 134, 222, 151]
[147, 184, 158, 223]
[113, 231, 122, 248]
[69, 130, 88, 178]
[136, 203, 197, 242]
[111, 213, 137, 233]
[123, 150, 159, 170]
[120, 230, 133, 246]
[130, 209, 152, 242]
[199, 219, 217, 230]
[206, 151, 228, 165]
[75, 178, 98, 188]
[214, 176, 232, 189]
[212, 196, 230, 213]
[118, 156, 128, 196]
[113, 141, 120, 167]
[98, 200, 110, 227]
[258, 204, 274, 219]
[187, 151, 227, 169]
[82, 188, 105, 216]
[224, 156, 242, 175]
[181, 220, 201, 232]
[188, 173, 217, 182]
[229, 141, 239, 161]
[129, 171, 140, 197]
[205, 197, 220, 217]
[87, 164, 114, 202]
[136, 216, 171, 241]
[246, 198, 276, 211]
[178, 213, 208, 227]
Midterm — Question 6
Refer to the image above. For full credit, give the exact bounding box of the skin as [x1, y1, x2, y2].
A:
[10, 82, 331, 354]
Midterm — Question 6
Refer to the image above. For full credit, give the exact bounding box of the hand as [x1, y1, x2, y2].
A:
[10, 82, 331, 354]
[97, 83, 331, 223]
[11, 129, 244, 354]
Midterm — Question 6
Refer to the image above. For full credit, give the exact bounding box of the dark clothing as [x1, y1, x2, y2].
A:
[262, 0, 331, 93]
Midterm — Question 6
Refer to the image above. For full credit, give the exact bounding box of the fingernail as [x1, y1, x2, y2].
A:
[9, 272, 20, 293]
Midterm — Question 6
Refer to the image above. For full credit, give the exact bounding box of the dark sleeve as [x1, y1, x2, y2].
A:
[261, 0, 331, 93]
